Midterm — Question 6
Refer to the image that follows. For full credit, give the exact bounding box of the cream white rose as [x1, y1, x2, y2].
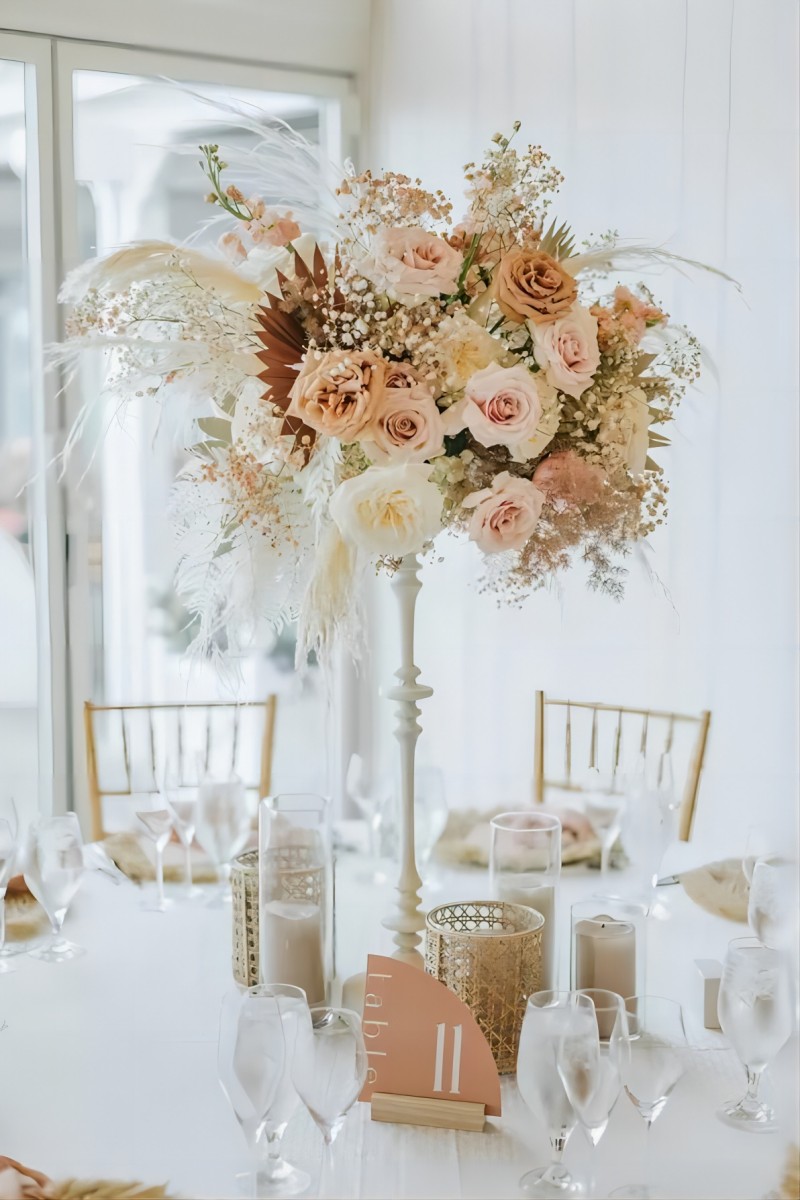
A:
[329, 463, 443, 556]
[436, 312, 508, 392]
[531, 304, 600, 399]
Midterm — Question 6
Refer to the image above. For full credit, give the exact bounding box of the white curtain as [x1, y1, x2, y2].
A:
[362, 0, 799, 858]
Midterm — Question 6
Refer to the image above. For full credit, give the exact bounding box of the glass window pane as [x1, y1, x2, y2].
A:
[69, 74, 330, 819]
[0, 58, 39, 826]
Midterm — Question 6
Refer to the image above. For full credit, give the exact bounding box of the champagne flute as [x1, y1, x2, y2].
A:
[0, 818, 18, 972]
[516, 990, 595, 1197]
[610, 996, 686, 1200]
[136, 799, 174, 912]
[218, 984, 311, 1199]
[290, 1006, 367, 1199]
[22, 814, 85, 962]
[717, 937, 793, 1131]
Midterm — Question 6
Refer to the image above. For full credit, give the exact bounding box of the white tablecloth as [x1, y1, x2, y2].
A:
[1, 847, 796, 1199]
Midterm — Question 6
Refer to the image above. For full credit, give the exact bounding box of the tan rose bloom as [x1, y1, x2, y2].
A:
[286, 349, 385, 441]
[494, 247, 577, 325]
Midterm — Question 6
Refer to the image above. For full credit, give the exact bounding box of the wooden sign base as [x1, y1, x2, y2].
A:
[371, 1092, 486, 1132]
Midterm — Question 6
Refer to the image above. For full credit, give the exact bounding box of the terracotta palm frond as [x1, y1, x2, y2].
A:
[254, 287, 314, 452]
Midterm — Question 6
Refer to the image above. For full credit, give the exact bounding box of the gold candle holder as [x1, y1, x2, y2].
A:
[425, 900, 544, 1074]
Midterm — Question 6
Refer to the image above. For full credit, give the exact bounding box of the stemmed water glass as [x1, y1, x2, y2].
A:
[136, 797, 174, 912]
[289, 1006, 367, 1198]
[0, 818, 19, 972]
[22, 814, 85, 962]
[195, 773, 250, 902]
[716, 936, 793, 1132]
[747, 856, 799, 953]
[163, 764, 201, 899]
[516, 991, 595, 1197]
[610, 996, 686, 1200]
[218, 984, 311, 1199]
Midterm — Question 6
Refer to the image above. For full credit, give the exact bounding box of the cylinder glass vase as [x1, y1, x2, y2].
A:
[257, 794, 333, 1004]
[489, 811, 562, 990]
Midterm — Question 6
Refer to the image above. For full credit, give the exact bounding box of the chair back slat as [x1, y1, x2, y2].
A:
[533, 690, 710, 843]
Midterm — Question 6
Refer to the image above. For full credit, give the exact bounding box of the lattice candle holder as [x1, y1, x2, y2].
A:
[231, 844, 326, 993]
[425, 901, 544, 1074]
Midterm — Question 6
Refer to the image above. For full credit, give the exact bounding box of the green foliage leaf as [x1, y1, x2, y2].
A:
[197, 416, 232, 444]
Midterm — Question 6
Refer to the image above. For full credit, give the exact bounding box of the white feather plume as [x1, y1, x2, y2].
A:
[60, 241, 263, 306]
[569, 239, 741, 292]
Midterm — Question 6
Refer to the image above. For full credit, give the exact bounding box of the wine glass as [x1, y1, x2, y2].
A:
[583, 788, 626, 888]
[516, 990, 595, 1197]
[0, 818, 19, 973]
[22, 814, 85, 962]
[716, 937, 793, 1132]
[610, 996, 686, 1200]
[742, 824, 774, 884]
[195, 773, 250, 902]
[290, 1006, 367, 1198]
[0, 798, 23, 962]
[135, 798, 174, 912]
[163, 765, 201, 899]
[748, 857, 799, 952]
[218, 984, 311, 1199]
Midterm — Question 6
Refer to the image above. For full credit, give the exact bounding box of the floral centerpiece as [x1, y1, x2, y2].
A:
[61, 117, 721, 662]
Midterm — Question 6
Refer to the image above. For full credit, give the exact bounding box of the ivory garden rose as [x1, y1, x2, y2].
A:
[531, 304, 600, 399]
[329, 463, 443, 557]
[463, 471, 545, 553]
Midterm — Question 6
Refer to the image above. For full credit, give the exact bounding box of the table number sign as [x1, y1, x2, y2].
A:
[358, 954, 501, 1131]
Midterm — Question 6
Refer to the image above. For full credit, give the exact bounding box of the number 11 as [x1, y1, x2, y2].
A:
[433, 1022, 463, 1094]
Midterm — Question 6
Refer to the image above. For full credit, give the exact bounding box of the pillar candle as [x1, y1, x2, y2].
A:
[260, 899, 325, 1004]
[498, 881, 556, 990]
[574, 914, 636, 1033]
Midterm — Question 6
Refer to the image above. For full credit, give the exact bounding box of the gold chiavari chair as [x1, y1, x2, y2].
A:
[84, 698, 277, 841]
[533, 691, 711, 841]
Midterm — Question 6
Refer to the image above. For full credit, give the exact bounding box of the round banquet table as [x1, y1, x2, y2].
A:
[1, 840, 797, 1200]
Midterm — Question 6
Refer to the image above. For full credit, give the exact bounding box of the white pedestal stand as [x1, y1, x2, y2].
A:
[381, 553, 431, 968]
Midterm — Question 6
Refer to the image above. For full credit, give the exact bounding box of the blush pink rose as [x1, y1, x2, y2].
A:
[533, 450, 606, 505]
[364, 385, 445, 464]
[366, 226, 462, 297]
[287, 349, 385, 441]
[462, 471, 545, 553]
[459, 362, 543, 451]
[531, 304, 600, 399]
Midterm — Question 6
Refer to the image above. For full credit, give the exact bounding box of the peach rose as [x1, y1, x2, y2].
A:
[365, 386, 445, 464]
[287, 350, 385, 441]
[495, 247, 577, 325]
[366, 227, 462, 297]
[463, 471, 545, 553]
[458, 362, 543, 451]
[533, 450, 607, 505]
[531, 304, 600, 399]
[0, 1159, 51, 1200]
